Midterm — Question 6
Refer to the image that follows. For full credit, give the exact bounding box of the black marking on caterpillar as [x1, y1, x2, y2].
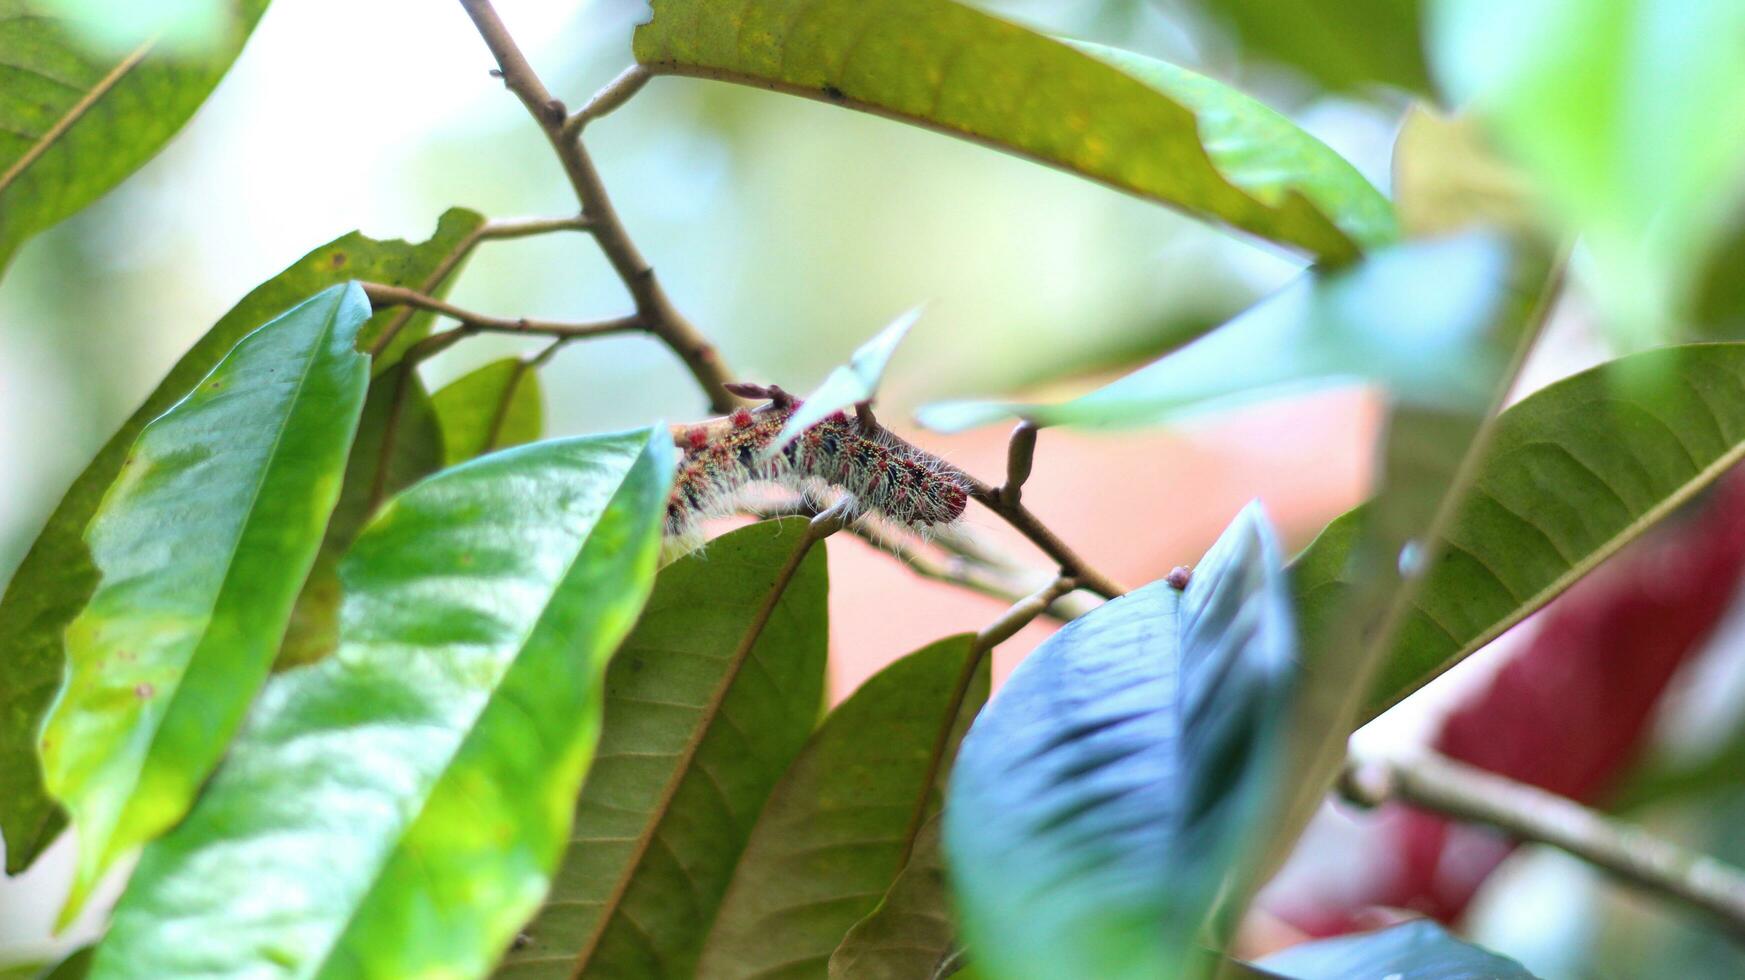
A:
[666, 403, 971, 547]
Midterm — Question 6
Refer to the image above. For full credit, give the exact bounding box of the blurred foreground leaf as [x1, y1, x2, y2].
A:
[92, 429, 673, 978]
[1198, 0, 1432, 95]
[0, 0, 268, 271]
[1257, 920, 1538, 979]
[945, 505, 1294, 980]
[40, 283, 371, 919]
[919, 234, 1514, 432]
[0, 209, 483, 872]
[1431, 0, 1745, 344]
[500, 519, 829, 979]
[635, 0, 1395, 263]
[433, 357, 544, 465]
[771, 306, 921, 453]
[698, 635, 985, 978]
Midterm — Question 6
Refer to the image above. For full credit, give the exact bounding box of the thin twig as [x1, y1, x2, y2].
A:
[1343, 751, 1745, 940]
[974, 575, 1079, 653]
[477, 214, 595, 240]
[563, 64, 652, 139]
[362, 282, 643, 341]
[457, 0, 740, 412]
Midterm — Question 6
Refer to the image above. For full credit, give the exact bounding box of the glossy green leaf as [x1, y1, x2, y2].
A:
[0, 0, 268, 271]
[433, 357, 545, 466]
[1431, 0, 1745, 343]
[634, 0, 1396, 263]
[698, 635, 985, 979]
[91, 429, 674, 979]
[771, 306, 921, 453]
[1257, 920, 1537, 979]
[1297, 342, 1745, 722]
[277, 364, 444, 669]
[919, 234, 1514, 432]
[945, 505, 1295, 980]
[499, 518, 829, 980]
[826, 814, 956, 980]
[0, 208, 483, 872]
[1201, 0, 1431, 95]
[40, 283, 371, 917]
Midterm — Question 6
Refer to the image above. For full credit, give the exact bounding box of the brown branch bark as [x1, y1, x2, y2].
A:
[1343, 751, 1745, 940]
[362, 282, 643, 342]
[457, 0, 740, 413]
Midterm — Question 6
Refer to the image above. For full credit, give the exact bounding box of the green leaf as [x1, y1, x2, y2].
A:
[0, 0, 268, 272]
[771, 306, 921, 454]
[918, 234, 1515, 432]
[39, 283, 372, 918]
[1201, 0, 1432, 95]
[1431, 0, 1745, 343]
[91, 429, 674, 979]
[944, 505, 1295, 980]
[432, 357, 545, 466]
[276, 364, 445, 669]
[697, 635, 985, 979]
[499, 518, 829, 980]
[0, 208, 483, 873]
[1297, 342, 1745, 722]
[634, 0, 1396, 263]
[826, 814, 956, 980]
[1256, 920, 1538, 979]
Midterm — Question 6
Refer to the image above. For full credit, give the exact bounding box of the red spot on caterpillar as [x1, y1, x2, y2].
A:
[686, 427, 709, 450]
[731, 409, 754, 428]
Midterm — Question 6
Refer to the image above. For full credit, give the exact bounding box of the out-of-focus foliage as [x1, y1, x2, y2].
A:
[918, 234, 1513, 431]
[432, 357, 545, 465]
[1257, 920, 1538, 979]
[634, 0, 1396, 263]
[1431, 0, 1745, 345]
[0, 0, 268, 271]
[1196, 0, 1432, 95]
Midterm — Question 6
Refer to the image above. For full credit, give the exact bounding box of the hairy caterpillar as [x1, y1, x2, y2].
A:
[666, 402, 972, 547]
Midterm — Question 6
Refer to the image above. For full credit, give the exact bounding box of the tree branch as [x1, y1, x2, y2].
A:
[457, 0, 740, 413]
[564, 65, 652, 138]
[362, 282, 643, 342]
[999, 421, 1039, 507]
[975, 575, 1079, 653]
[477, 214, 595, 240]
[1343, 751, 1745, 939]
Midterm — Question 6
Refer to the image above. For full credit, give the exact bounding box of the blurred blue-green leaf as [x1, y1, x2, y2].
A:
[501, 518, 829, 980]
[432, 357, 545, 466]
[91, 429, 673, 979]
[41, 283, 371, 920]
[918, 234, 1514, 432]
[944, 504, 1295, 980]
[698, 635, 985, 978]
[1257, 920, 1538, 979]
[1430, 0, 1745, 345]
[634, 0, 1396, 262]
[0, 209, 482, 873]
[771, 306, 921, 453]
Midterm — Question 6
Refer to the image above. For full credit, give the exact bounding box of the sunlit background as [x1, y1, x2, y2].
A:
[4, 1, 1744, 976]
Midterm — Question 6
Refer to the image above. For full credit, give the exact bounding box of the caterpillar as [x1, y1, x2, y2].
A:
[666, 402, 972, 548]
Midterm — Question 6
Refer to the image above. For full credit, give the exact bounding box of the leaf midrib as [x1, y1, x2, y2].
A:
[0, 37, 154, 195]
[570, 529, 819, 977]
